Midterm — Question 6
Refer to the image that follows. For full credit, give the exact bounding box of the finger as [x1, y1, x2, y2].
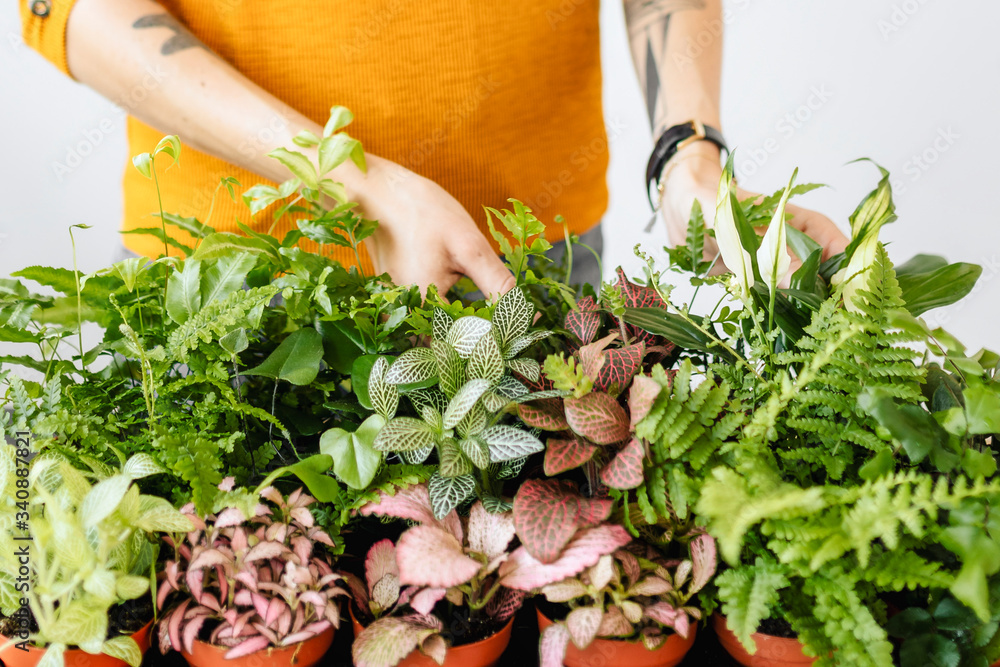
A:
[785, 205, 849, 261]
[452, 233, 516, 301]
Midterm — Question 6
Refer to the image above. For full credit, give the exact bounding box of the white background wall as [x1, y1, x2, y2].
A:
[1, 0, 998, 355]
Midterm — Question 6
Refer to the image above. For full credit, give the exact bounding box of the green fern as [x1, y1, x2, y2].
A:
[166, 285, 278, 362]
[715, 557, 791, 652]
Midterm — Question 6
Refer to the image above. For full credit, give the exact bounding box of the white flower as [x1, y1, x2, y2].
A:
[833, 233, 879, 313]
[714, 167, 754, 299]
[757, 174, 795, 296]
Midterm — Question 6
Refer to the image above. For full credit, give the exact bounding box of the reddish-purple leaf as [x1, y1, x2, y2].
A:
[615, 549, 641, 587]
[600, 438, 646, 490]
[539, 623, 571, 667]
[486, 588, 525, 622]
[224, 635, 271, 660]
[566, 606, 603, 650]
[565, 296, 601, 346]
[499, 525, 632, 590]
[564, 393, 630, 445]
[689, 533, 718, 594]
[644, 602, 690, 639]
[628, 375, 661, 428]
[612, 268, 667, 345]
[513, 480, 581, 564]
[594, 343, 646, 393]
[518, 399, 570, 431]
[396, 525, 480, 588]
[166, 599, 190, 652]
[575, 496, 613, 527]
[467, 501, 516, 560]
[543, 437, 597, 476]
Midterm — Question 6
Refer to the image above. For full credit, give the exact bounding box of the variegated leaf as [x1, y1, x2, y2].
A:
[494, 375, 529, 400]
[588, 554, 615, 590]
[459, 436, 491, 469]
[578, 332, 617, 380]
[594, 343, 646, 394]
[540, 578, 588, 603]
[443, 379, 491, 430]
[481, 390, 507, 413]
[385, 348, 437, 385]
[408, 388, 449, 416]
[544, 437, 597, 475]
[352, 615, 442, 667]
[499, 525, 633, 590]
[495, 456, 527, 480]
[512, 479, 579, 563]
[432, 340, 465, 398]
[446, 316, 492, 358]
[493, 286, 532, 348]
[628, 575, 673, 597]
[566, 606, 603, 650]
[506, 357, 540, 382]
[564, 295, 601, 345]
[512, 389, 570, 404]
[519, 399, 570, 431]
[482, 425, 544, 462]
[628, 374, 661, 428]
[598, 605, 634, 637]
[621, 600, 644, 625]
[564, 392, 631, 445]
[369, 357, 400, 420]
[427, 472, 476, 519]
[482, 496, 513, 513]
[467, 500, 517, 559]
[432, 307, 454, 340]
[419, 406, 442, 432]
[599, 438, 645, 490]
[504, 330, 552, 359]
[397, 525, 480, 588]
[456, 403, 488, 439]
[438, 438, 473, 478]
[467, 330, 504, 383]
[539, 623, 571, 667]
[400, 445, 434, 465]
[373, 417, 437, 452]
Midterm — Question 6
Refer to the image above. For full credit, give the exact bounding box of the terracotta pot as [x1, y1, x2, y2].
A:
[179, 626, 333, 667]
[349, 605, 513, 667]
[0, 619, 153, 667]
[713, 614, 817, 667]
[536, 607, 696, 667]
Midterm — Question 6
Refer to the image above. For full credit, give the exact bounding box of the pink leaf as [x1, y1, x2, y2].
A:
[251, 592, 270, 619]
[290, 507, 314, 527]
[291, 535, 312, 564]
[689, 533, 717, 594]
[564, 296, 601, 345]
[486, 588, 525, 622]
[539, 623, 571, 667]
[264, 597, 288, 626]
[214, 507, 246, 528]
[644, 602, 690, 639]
[281, 620, 331, 646]
[500, 525, 632, 590]
[628, 375, 661, 428]
[352, 616, 442, 667]
[396, 525, 481, 588]
[467, 501, 516, 560]
[612, 268, 667, 346]
[615, 549, 641, 587]
[372, 575, 400, 613]
[360, 485, 438, 526]
[167, 599, 190, 652]
[518, 399, 570, 432]
[599, 438, 646, 490]
[420, 633, 447, 664]
[245, 541, 286, 562]
[259, 486, 283, 505]
[512, 480, 580, 564]
[564, 393, 630, 445]
[594, 343, 646, 394]
[543, 437, 596, 476]
[578, 333, 618, 380]
[223, 635, 271, 660]
[629, 575, 673, 596]
[365, 539, 399, 593]
[598, 605, 634, 637]
[410, 588, 448, 615]
[182, 615, 207, 654]
[232, 610, 256, 639]
[576, 496, 613, 527]
[566, 606, 603, 650]
[218, 477, 236, 492]
[188, 548, 230, 571]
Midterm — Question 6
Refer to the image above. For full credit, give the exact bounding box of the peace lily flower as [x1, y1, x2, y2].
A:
[714, 161, 754, 300]
[832, 232, 880, 313]
[757, 171, 796, 297]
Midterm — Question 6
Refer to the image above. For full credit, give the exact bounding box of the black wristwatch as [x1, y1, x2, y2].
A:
[645, 120, 728, 209]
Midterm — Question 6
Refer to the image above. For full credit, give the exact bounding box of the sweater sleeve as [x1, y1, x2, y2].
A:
[20, 0, 80, 78]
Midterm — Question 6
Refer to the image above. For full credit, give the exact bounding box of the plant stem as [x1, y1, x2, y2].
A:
[69, 226, 85, 373]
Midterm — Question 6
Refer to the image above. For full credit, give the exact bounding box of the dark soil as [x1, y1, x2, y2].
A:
[351, 602, 505, 648]
[757, 615, 799, 639]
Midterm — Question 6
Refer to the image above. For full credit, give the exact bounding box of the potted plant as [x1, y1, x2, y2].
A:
[0, 444, 192, 667]
[156, 483, 347, 667]
[346, 484, 525, 667]
[621, 159, 1000, 666]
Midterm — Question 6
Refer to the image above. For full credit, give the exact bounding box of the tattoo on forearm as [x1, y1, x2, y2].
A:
[624, 0, 705, 132]
[133, 14, 206, 56]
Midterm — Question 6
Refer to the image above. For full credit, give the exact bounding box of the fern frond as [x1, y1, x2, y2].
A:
[166, 285, 278, 362]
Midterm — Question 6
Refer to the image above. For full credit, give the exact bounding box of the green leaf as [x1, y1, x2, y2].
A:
[297, 218, 351, 247]
[900, 635, 960, 667]
[896, 256, 982, 316]
[467, 330, 504, 383]
[243, 327, 324, 385]
[318, 134, 355, 175]
[858, 389, 949, 464]
[120, 227, 194, 256]
[154, 134, 181, 163]
[438, 438, 473, 477]
[80, 475, 131, 528]
[165, 258, 202, 325]
[427, 472, 476, 519]
[200, 254, 257, 307]
[320, 414, 385, 490]
[433, 340, 466, 397]
[368, 357, 400, 421]
[446, 316, 492, 358]
[443, 379, 491, 430]
[622, 307, 715, 354]
[257, 454, 341, 503]
[352, 354, 381, 410]
[324, 106, 354, 136]
[132, 152, 152, 179]
[102, 636, 143, 667]
[961, 449, 997, 478]
[493, 287, 532, 349]
[374, 417, 437, 452]
[192, 232, 279, 261]
[933, 597, 981, 632]
[460, 437, 491, 469]
[886, 607, 935, 639]
[242, 184, 282, 215]
[965, 383, 1000, 435]
[160, 212, 215, 239]
[268, 147, 318, 189]
[293, 129, 321, 147]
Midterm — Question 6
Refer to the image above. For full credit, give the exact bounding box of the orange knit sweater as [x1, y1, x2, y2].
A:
[22, 0, 609, 270]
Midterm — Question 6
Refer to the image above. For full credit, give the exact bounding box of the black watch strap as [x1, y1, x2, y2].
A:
[645, 120, 727, 209]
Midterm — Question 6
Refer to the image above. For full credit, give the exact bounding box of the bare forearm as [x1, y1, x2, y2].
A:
[624, 0, 722, 136]
[65, 0, 370, 189]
